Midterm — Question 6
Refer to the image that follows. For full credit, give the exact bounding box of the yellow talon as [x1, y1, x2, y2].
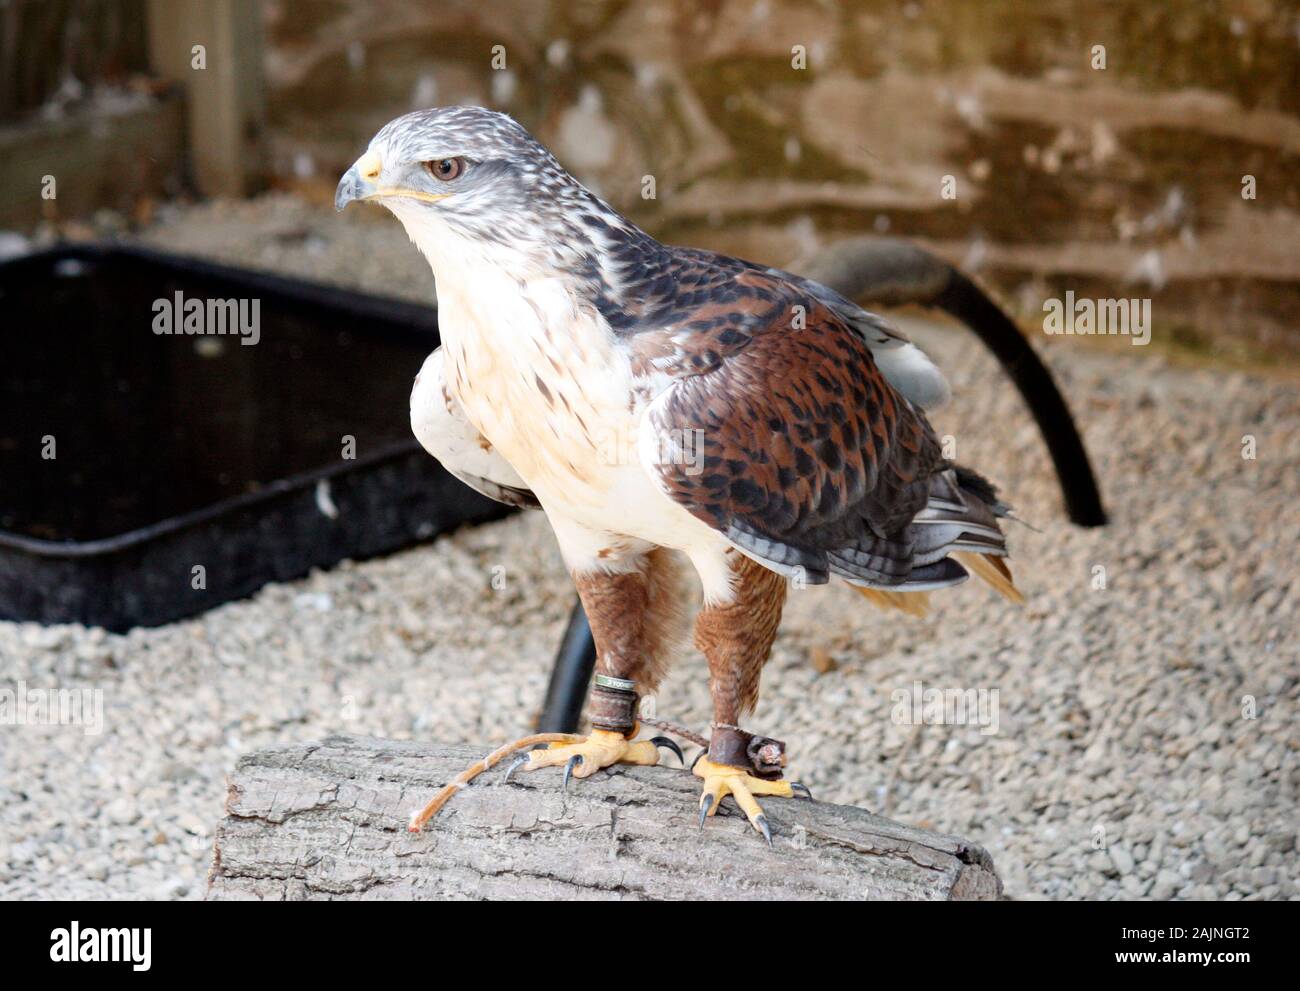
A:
[407, 726, 671, 833]
[526, 728, 661, 778]
[693, 757, 793, 845]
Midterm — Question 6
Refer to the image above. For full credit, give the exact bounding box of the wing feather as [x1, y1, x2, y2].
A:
[410, 349, 539, 509]
[633, 269, 1014, 594]
[765, 265, 951, 409]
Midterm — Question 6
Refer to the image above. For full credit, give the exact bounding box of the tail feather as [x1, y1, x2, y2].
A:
[851, 585, 931, 617]
[953, 551, 1025, 604]
[848, 465, 1025, 614]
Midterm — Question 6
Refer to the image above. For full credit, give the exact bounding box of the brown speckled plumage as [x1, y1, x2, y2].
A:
[632, 263, 965, 589]
[572, 548, 694, 695]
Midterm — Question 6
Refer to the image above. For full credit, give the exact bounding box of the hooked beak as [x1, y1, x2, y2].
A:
[335, 149, 453, 212]
[335, 149, 382, 211]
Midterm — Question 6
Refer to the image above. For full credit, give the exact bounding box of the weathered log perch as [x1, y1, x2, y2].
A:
[208, 735, 1001, 900]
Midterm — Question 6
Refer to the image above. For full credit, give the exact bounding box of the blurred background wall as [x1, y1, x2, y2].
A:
[2, 0, 1297, 362]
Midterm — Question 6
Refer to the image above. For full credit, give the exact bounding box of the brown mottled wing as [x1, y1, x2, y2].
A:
[634, 270, 965, 589]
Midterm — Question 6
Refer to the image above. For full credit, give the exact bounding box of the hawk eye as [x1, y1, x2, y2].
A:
[425, 157, 465, 181]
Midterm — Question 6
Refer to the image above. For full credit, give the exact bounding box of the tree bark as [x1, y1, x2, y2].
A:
[207, 735, 1001, 901]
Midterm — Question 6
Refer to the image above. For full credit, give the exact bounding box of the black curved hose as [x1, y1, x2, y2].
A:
[933, 268, 1107, 526]
[537, 599, 596, 733]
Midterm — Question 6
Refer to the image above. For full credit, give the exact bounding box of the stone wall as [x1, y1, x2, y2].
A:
[169, 1, 1300, 358]
[7, 1, 1293, 356]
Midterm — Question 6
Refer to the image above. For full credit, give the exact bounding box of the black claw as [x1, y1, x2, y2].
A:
[501, 755, 530, 784]
[689, 750, 706, 772]
[562, 754, 582, 791]
[698, 793, 715, 827]
[650, 736, 685, 765]
[790, 782, 814, 801]
[755, 814, 773, 848]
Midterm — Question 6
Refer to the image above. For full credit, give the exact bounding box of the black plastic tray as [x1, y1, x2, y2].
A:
[0, 243, 508, 631]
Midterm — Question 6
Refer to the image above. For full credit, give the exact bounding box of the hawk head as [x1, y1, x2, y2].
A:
[336, 106, 615, 270]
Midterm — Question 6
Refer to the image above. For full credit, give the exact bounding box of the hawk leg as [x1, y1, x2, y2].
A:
[693, 551, 808, 844]
[408, 543, 687, 832]
[516, 552, 684, 781]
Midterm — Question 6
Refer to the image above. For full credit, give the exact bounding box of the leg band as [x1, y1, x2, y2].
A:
[708, 726, 787, 780]
[589, 675, 638, 736]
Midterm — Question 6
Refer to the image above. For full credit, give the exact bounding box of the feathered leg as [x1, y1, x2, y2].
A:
[518, 544, 690, 779]
[485, 513, 694, 775]
[408, 527, 691, 831]
[692, 550, 807, 845]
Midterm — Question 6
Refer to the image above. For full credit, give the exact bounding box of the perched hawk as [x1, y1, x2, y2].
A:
[337, 107, 1022, 841]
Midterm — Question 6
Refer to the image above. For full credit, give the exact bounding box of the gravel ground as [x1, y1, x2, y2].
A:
[1, 195, 1296, 900]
